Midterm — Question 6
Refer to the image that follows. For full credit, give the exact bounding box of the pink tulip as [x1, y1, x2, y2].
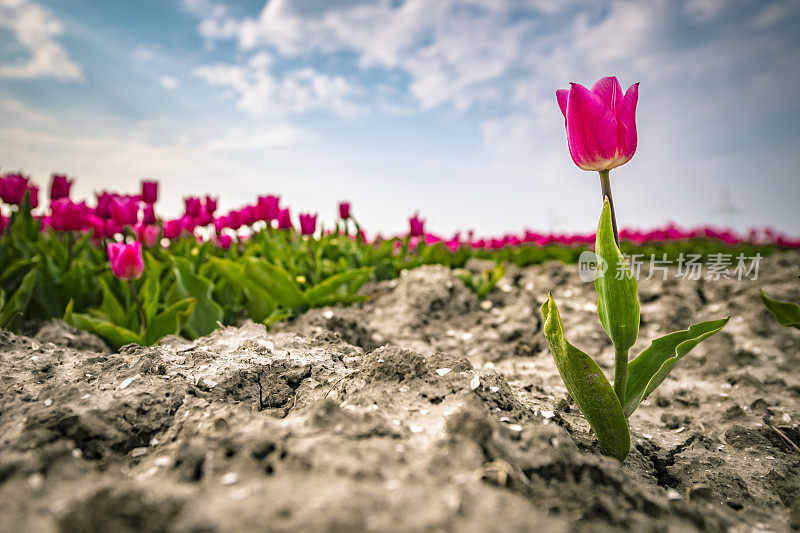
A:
[184, 197, 202, 218]
[107, 241, 144, 280]
[135, 223, 160, 247]
[204, 195, 218, 215]
[217, 233, 232, 249]
[409, 215, 425, 237]
[163, 218, 185, 240]
[298, 212, 317, 235]
[109, 196, 139, 227]
[256, 195, 280, 221]
[141, 180, 158, 204]
[338, 201, 351, 220]
[1, 173, 30, 205]
[557, 76, 638, 172]
[277, 208, 293, 230]
[50, 174, 73, 201]
[50, 199, 89, 231]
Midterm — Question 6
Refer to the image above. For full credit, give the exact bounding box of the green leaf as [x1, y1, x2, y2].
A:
[169, 256, 224, 338]
[208, 257, 277, 322]
[65, 300, 144, 347]
[0, 270, 36, 329]
[244, 257, 308, 313]
[761, 291, 800, 330]
[595, 199, 639, 353]
[145, 297, 196, 346]
[97, 278, 130, 328]
[305, 267, 374, 307]
[623, 317, 729, 416]
[541, 294, 630, 461]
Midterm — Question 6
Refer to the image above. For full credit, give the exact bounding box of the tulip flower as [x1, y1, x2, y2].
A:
[204, 195, 218, 215]
[277, 208, 293, 230]
[338, 201, 351, 220]
[299, 213, 317, 236]
[109, 196, 139, 227]
[184, 197, 202, 218]
[135, 223, 160, 247]
[163, 218, 184, 240]
[217, 233, 233, 249]
[50, 174, 73, 201]
[1, 173, 30, 205]
[557, 76, 638, 246]
[50, 199, 89, 231]
[141, 180, 158, 205]
[107, 241, 144, 280]
[141, 204, 156, 225]
[409, 215, 425, 237]
[27, 185, 39, 209]
[257, 195, 280, 222]
[94, 192, 114, 218]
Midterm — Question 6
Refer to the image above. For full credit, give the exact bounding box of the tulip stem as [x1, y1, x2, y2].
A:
[128, 281, 146, 330]
[599, 170, 620, 248]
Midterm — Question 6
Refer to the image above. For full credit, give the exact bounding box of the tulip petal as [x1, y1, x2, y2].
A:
[591, 76, 623, 115]
[556, 89, 569, 119]
[618, 83, 639, 163]
[566, 83, 618, 170]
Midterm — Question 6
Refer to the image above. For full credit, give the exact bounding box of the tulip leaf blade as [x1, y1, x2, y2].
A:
[168, 256, 224, 338]
[305, 267, 374, 307]
[623, 317, 729, 416]
[761, 291, 800, 330]
[541, 294, 630, 461]
[595, 199, 639, 353]
[145, 297, 196, 346]
[244, 257, 309, 314]
[64, 300, 144, 348]
[0, 270, 36, 329]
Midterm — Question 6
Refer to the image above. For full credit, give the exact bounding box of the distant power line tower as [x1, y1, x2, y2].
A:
[711, 189, 743, 228]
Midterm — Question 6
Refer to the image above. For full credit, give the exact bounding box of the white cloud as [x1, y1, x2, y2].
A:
[132, 45, 155, 62]
[160, 75, 180, 90]
[0, 0, 83, 81]
[201, 124, 309, 152]
[194, 52, 364, 117]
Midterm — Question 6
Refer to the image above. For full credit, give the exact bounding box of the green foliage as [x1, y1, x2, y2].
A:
[595, 201, 639, 354]
[761, 290, 800, 330]
[540, 202, 728, 461]
[623, 318, 729, 416]
[455, 263, 506, 298]
[541, 295, 630, 460]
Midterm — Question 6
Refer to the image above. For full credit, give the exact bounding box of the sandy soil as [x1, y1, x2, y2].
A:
[1, 251, 799, 532]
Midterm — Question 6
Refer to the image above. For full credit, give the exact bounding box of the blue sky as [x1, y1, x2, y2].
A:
[1, 0, 799, 236]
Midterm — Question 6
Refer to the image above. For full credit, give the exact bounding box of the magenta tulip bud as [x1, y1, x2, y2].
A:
[141, 180, 158, 205]
[163, 219, 184, 240]
[257, 195, 280, 221]
[556, 76, 639, 172]
[409, 215, 425, 237]
[135, 223, 160, 247]
[109, 196, 139, 227]
[50, 199, 89, 231]
[1, 173, 30, 205]
[184, 197, 202, 218]
[204, 195, 218, 215]
[277, 208, 293, 230]
[94, 192, 113, 218]
[217, 233, 232, 249]
[0, 214, 8, 234]
[87, 214, 106, 238]
[298, 213, 317, 236]
[213, 215, 229, 233]
[107, 241, 144, 280]
[50, 174, 73, 201]
[240, 205, 257, 226]
[338, 201, 351, 220]
[27, 185, 39, 209]
[142, 204, 156, 225]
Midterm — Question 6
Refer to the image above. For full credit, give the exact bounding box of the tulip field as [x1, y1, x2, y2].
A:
[2, 77, 800, 532]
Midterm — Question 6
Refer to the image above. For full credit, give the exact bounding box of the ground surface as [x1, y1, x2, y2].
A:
[1, 251, 799, 532]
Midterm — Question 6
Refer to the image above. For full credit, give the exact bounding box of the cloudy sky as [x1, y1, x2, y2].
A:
[1, 0, 798, 236]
